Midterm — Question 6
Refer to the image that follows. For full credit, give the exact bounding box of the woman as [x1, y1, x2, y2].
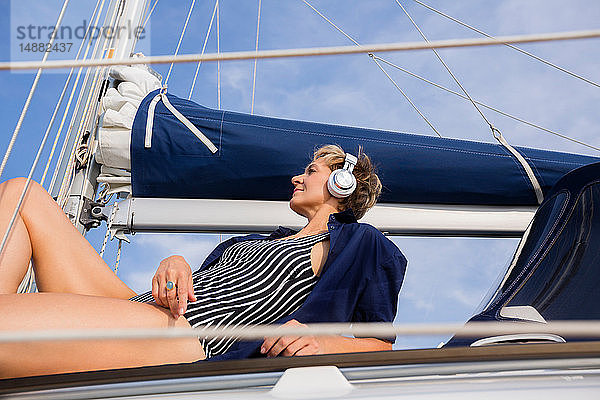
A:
[0, 144, 406, 378]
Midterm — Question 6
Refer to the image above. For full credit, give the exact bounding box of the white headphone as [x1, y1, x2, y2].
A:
[327, 153, 358, 198]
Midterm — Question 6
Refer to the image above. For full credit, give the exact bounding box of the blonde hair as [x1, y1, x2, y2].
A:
[313, 144, 382, 219]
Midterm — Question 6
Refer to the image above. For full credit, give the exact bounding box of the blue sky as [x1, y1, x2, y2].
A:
[1, 0, 599, 349]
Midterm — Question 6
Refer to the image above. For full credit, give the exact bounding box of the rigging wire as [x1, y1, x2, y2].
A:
[55, 0, 123, 207]
[188, 0, 219, 100]
[302, 0, 358, 46]
[372, 56, 600, 152]
[251, 0, 262, 114]
[2, 29, 600, 71]
[41, 0, 107, 186]
[165, 0, 197, 86]
[0, 0, 74, 268]
[411, 0, 600, 89]
[130, 0, 154, 52]
[394, 0, 543, 203]
[394, 0, 492, 130]
[0, 0, 71, 180]
[2, 320, 600, 343]
[0, 40, 80, 259]
[54, 76, 101, 208]
[216, 0, 221, 108]
[301, 0, 441, 137]
[140, 0, 152, 26]
[370, 55, 441, 137]
[142, 0, 159, 29]
[39, 76, 77, 187]
[49, 64, 95, 196]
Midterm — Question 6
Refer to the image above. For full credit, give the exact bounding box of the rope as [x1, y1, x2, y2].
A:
[165, 0, 197, 85]
[98, 188, 115, 205]
[0, 0, 72, 180]
[1, 321, 600, 343]
[3, 29, 600, 71]
[372, 56, 600, 152]
[160, 92, 218, 152]
[114, 239, 123, 274]
[302, 0, 440, 136]
[493, 128, 544, 204]
[188, 0, 219, 100]
[251, 0, 262, 114]
[411, 0, 600, 89]
[96, 183, 109, 204]
[75, 143, 89, 166]
[370, 55, 442, 137]
[216, 0, 221, 108]
[99, 202, 118, 258]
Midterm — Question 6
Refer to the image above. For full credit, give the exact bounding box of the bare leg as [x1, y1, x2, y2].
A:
[0, 178, 135, 298]
[0, 293, 205, 378]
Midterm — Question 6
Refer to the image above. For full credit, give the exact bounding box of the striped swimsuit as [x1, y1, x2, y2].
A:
[130, 232, 329, 358]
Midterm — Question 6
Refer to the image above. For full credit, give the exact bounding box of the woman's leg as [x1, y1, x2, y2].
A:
[0, 178, 135, 298]
[0, 292, 205, 378]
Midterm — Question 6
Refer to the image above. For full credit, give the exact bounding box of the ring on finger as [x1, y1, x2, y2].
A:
[166, 281, 175, 291]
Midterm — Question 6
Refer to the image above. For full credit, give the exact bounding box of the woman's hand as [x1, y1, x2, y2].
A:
[152, 255, 197, 318]
[261, 319, 323, 357]
[261, 319, 394, 357]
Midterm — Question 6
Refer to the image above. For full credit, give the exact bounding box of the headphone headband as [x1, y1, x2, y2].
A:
[343, 153, 357, 173]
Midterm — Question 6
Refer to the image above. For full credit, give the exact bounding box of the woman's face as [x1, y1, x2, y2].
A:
[290, 158, 338, 217]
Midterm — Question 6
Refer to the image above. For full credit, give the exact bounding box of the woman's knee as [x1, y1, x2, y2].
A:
[0, 178, 45, 201]
[0, 178, 54, 216]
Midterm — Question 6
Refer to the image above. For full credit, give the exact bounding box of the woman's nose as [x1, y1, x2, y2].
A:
[291, 174, 303, 185]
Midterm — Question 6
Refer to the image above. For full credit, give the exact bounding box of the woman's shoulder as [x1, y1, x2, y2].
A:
[352, 222, 406, 261]
[352, 221, 388, 239]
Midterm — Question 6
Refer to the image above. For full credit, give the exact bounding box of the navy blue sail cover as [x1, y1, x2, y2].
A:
[131, 90, 599, 205]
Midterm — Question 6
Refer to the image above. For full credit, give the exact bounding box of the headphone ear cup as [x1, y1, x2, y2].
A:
[328, 169, 357, 198]
[327, 171, 339, 197]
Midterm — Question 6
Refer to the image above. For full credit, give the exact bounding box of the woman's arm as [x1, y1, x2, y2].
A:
[315, 336, 392, 354]
[261, 319, 392, 357]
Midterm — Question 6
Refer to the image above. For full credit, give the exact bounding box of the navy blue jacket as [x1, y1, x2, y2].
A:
[204, 209, 407, 361]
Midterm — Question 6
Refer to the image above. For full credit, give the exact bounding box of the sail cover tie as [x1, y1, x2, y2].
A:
[145, 88, 218, 153]
[492, 127, 544, 204]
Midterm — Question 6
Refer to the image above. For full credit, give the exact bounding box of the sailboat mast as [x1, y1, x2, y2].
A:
[51, 0, 150, 232]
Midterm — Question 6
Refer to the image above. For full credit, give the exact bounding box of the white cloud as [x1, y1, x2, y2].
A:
[392, 236, 518, 320]
[134, 233, 221, 264]
[115, 233, 222, 294]
[391, 236, 518, 349]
